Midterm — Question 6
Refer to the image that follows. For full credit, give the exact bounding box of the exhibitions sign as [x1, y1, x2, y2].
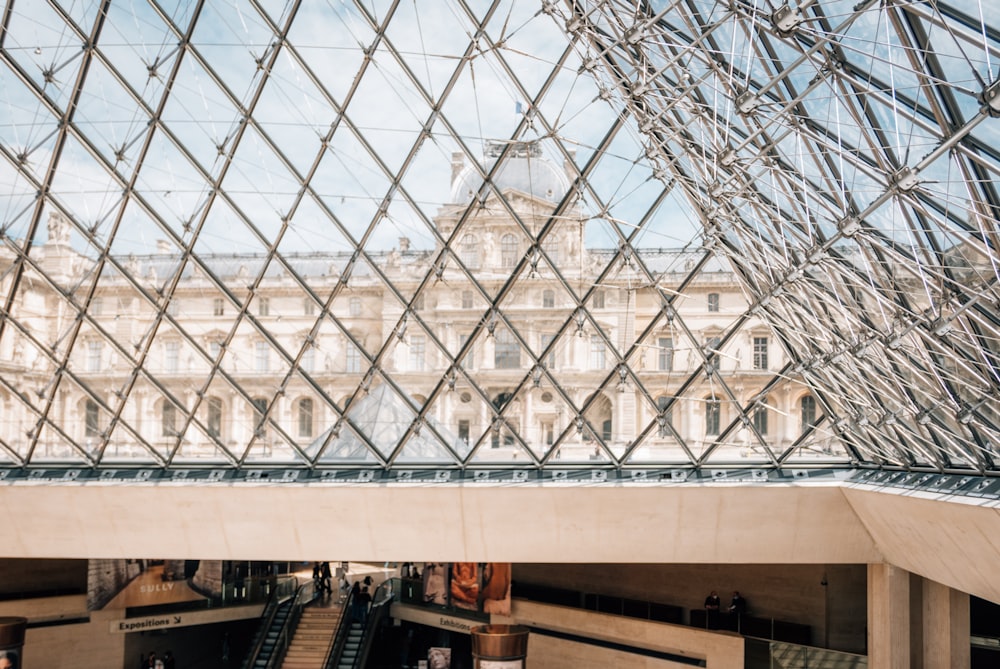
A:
[111, 614, 187, 633]
[390, 605, 475, 634]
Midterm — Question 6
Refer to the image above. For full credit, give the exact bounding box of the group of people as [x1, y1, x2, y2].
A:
[141, 651, 175, 669]
[349, 576, 375, 624]
[399, 562, 421, 580]
[312, 561, 333, 596]
[703, 590, 747, 629]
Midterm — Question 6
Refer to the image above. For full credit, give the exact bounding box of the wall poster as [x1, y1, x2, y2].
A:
[87, 559, 222, 611]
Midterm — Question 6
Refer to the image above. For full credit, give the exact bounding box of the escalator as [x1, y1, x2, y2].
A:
[325, 581, 394, 669]
[242, 578, 316, 669]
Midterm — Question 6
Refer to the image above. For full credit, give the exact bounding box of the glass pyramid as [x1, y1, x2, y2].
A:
[0, 0, 997, 474]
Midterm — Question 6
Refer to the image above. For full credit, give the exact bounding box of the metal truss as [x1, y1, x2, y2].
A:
[0, 0, 997, 475]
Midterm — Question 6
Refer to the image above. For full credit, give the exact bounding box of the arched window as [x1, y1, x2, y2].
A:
[84, 399, 100, 439]
[753, 397, 768, 435]
[161, 402, 177, 437]
[252, 398, 268, 439]
[586, 394, 613, 441]
[705, 396, 721, 435]
[656, 396, 674, 437]
[207, 397, 223, 439]
[461, 234, 480, 268]
[801, 395, 817, 433]
[500, 234, 518, 267]
[297, 398, 314, 439]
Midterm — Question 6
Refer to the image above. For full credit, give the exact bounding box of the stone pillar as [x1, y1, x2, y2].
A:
[922, 578, 969, 669]
[192, 561, 224, 599]
[868, 563, 910, 669]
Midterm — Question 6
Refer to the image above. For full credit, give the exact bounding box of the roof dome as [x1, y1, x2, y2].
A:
[450, 140, 570, 204]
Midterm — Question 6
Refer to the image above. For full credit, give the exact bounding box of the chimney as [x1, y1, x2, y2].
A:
[399, 237, 411, 253]
[451, 152, 465, 185]
[156, 239, 172, 254]
[564, 148, 577, 180]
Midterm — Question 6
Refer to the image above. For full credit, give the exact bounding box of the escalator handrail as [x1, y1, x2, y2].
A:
[353, 581, 395, 668]
[240, 576, 309, 669]
[324, 579, 397, 669]
[324, 589, 356, 669]
[265, 582, 318, 669]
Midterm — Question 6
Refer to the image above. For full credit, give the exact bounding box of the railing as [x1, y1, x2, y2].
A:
[241, 576, 316, 669]
[324, 588, 357, 669]
[745, 639, 868, 669]
[354, 580, 394, 668]
[324, 578, 397, 669]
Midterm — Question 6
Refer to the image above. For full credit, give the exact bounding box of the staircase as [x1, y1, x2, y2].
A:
[281, 606, 343, 669]
[336, 621, 364, 669]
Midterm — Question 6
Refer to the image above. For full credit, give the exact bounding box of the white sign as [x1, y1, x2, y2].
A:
[390, 603, 475, 634]
[111, 614, 185, 633]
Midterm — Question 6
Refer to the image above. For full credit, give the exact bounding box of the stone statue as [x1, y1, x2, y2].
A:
[46, 211, 71, 245]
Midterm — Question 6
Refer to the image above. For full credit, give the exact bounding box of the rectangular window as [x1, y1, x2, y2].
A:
[410, 334, 426, 371]
[753, 336, 768, 369]
[255, 341, 269, 372]
[589, 335, 606, 369]
[542, 237, 559, 265]
[461, 291, 473, 309]
[349, 297, 362, 317]
[412, 294, 425, 311]
[301, 346, 316, 373]
[540, 334, 556, 368]
[658, 337, 674, 371]
[458, 420, 470, 444]
[542, 422, 554, 445]
[209, 341, 222, 360]
[460, 334, 474, 369]
[542, 290, 554, 308]
[298, 399, 314, 438]
[346, 345, 361, 373]
[213, 298, 224, 316]
[91, 297, 103, 316]
[593, 290, 605, 309]
[303, 298, 315, 316]
[494, 329, 520, 369]
[87, 341, 102, 372]
[258, 297, 270, 317]
[708, 293, 720, 312]
[165, 341, 180, 373]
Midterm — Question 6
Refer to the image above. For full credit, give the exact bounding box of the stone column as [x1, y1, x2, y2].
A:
[192, 561, 224, 599]
[868, 563, 911, 669]
[922, 578, 969, 669]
